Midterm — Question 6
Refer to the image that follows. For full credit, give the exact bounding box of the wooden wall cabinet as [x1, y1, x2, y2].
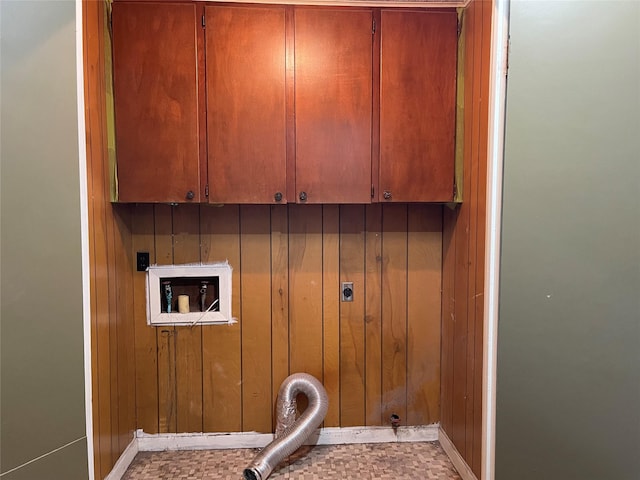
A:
[294, 8, 373, 204]
[112, 3, 458, 204]
[205, 5, 288, 204]
[112, 2, 202, 203]
[379, 10, 458, 203]
[206, 5, 374, 205]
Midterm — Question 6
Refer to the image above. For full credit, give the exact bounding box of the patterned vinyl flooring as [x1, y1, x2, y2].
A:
[122, 442, 461, 480]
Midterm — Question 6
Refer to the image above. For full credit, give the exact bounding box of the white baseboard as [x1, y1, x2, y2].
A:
[438, 427, 478, 480]
[104, 434, 139, 480]
[106, 425, 440, 479]
[136, 424, 439, 452]
[136, 430, 273, 451]
[310, 424, 439, 445]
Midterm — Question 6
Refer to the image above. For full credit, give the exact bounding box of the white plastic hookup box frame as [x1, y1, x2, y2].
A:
[146, 263, 233, 326]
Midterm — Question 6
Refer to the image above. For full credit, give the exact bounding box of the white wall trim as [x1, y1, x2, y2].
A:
[105, 425, 440, 478]
[482, 1, 510, 479]
[75, 0, 95, 478]
[439, 428, 478, 480]
[104, 437, 139, 480]
[136, 431, 272, 451]
[135, 425, 439, 452]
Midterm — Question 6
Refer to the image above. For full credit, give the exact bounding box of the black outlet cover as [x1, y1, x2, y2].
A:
[137, 252, 150, 272]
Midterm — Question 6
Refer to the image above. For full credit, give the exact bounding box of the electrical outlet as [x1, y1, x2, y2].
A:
[341, 282, 354, 302]
[136, 252, 150, 272]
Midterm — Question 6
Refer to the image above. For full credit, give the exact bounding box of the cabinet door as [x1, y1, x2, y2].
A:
[112, 3, 201, 203]
[379, 11, 457, 202]
[205, 6, 287, 204]
[295, 9, 373, 204]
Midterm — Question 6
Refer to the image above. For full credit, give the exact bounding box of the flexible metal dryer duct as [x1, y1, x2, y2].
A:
[243, 373, 328, 480]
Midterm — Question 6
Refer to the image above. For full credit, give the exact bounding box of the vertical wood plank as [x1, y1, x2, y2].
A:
[472, 1, 492, 474]
[107, 206, 119, 466]
[83, 0, 112, 473]
[201, 205, 242, 432]
[173, 205, 203, 433]
[438, 1, 492, 473]
[441, 206, 457, 434]
[271, 206, 289, 428]
[288, 205, 323, 380]
[322, 206, 341, 427]
[407, 205, 442, 425]
[86, 0, 136, 470]
[365, 204, 383, 426]
[131, 205, 158, 434]
[452, 172, 471, 455]
[339, 206, 366, 426]
[87, 189, 103, 477]
[114, 205, 136, 450]
[465, 0, 483, 460]
[98, 4, 121, 463]
[450, 0, 476, 456]
[240, 205, 273, 433]
[155, 204, 176, 433]
[381, 204, 408, 425]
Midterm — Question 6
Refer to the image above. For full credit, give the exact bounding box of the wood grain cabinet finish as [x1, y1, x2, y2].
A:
[205, 5, 287, 204]
[112, 2, 201, 203]
[112, 4, 458, 205]
[294, 8, 374, 204]
[379, 11, 458, 202]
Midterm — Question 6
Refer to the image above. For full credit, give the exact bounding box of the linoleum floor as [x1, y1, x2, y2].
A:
[122, 442, 461, 479]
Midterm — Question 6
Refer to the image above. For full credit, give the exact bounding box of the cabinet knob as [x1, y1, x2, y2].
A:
[186, 190, 195, 200]
[299, 191, 308, 202]
[383, 190, 392, 200]
[274, 192, 283, 202]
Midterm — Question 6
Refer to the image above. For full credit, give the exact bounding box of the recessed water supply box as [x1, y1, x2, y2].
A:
[146, 263, 233, 326]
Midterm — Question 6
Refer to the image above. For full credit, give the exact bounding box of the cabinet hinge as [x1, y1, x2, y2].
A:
[371, 184, 375, 198]
[457, 16, 462, 38]
[372, 18, 376, 35]
[205, 184, 209, 197]
[453, 183, 458, 199]
[202, 14, 205, 28]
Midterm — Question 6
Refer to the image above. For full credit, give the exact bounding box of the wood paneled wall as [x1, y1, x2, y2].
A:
[441, 0, 492, 477]
[84, 1, 137, 478]
[131, 204, 442, 434]
[84, 2, 488, 477]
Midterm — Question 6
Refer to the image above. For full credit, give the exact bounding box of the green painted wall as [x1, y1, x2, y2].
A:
[0, 1, 89, 478]
[497, 1, 640, 479]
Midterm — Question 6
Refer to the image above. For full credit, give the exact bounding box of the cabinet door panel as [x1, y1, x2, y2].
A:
[380, 11, 457, 202]
[112, 3, 200, 203]
[206, 6, 287, 204]
[295, 9, 373, 204]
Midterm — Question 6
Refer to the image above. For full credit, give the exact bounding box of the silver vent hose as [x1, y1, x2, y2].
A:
[243, 373, 328, 480]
